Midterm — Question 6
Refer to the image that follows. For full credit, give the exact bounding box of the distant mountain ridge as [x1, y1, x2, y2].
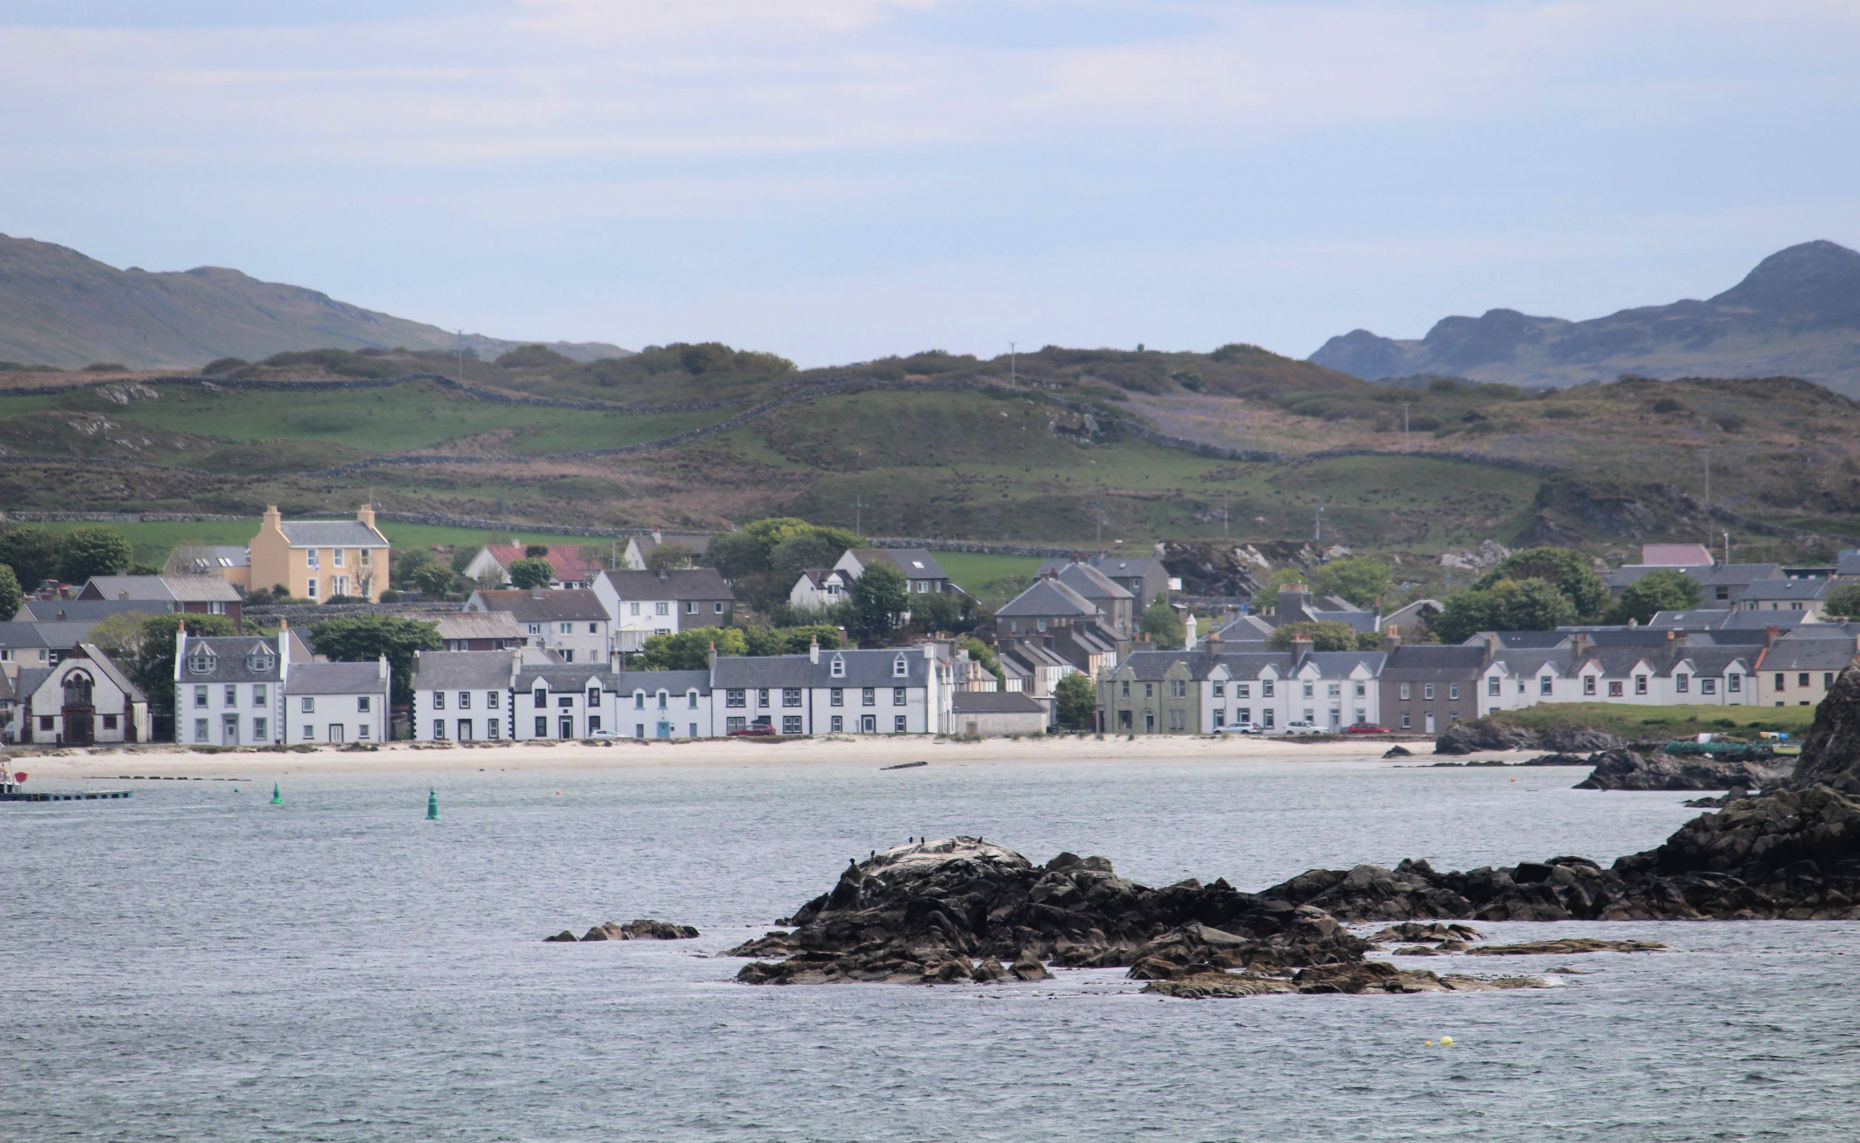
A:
[1310, 240, 1860, 393]
[0, 234, 627, 370]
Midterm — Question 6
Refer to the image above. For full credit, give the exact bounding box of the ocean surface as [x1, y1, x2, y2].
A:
[5, 753, 1856, 1141]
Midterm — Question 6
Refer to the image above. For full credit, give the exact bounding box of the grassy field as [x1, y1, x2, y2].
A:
[1488, 702, 1820, 741]
[928, 551, 1046, 605]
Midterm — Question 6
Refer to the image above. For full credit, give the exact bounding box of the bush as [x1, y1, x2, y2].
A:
[201, 357, 249, 375]
[82, 362, 129, 373]
[494, 344, 574, 369]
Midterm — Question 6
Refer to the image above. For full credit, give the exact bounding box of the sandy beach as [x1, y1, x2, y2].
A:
[9, 732, 1434, 780]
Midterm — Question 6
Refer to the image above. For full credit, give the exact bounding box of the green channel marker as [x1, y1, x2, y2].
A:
[270, 782, 281, 805]
[426, 787, 439, 821]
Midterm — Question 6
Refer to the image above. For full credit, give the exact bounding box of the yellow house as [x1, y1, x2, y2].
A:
[248, 504, 391, 602]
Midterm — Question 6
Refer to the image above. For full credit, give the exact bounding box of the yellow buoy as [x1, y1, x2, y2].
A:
[1424, 1040, 1434, 1047]
[1440, 1036, 1455, 1046]
[1510, 777, 1517, 782]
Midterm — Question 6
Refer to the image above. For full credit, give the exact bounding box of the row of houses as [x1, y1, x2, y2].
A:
[1097, 621, 1860, 735]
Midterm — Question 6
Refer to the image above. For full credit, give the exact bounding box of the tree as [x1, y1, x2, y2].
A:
[706, 531, 770, 579]
[1267, 620, 1360, 652]
[1824, 583, 1860, 620]
[0, 526, 63, 587]
[1138, 597, 1185, 647]
[769, 531, 850, 584]
[961, 636, 1004, 684]
[411, 563, 459, 598]
[640, 627, 748, 671]
[1606, 569, 1703, 625]
[907, 590, 966, 634]
[1054, 672, 1095, 731]
[507, 557, 554, 589]
[646, 542, 698, 571]
[391, 547, 438, 591]
[0, 563, 19, 620]
[307, 615, 441, 706]
[128, 612, 240, 719]
[1312, 557, 1394, 610]
[87, 609, 165, 658]
[1475, 547, 1608, 621]
[1260, 568, 1312, 609]
[1433, 578, 1576, 644]
[849, 562, 909, 641]
[56, 525, 133, 584]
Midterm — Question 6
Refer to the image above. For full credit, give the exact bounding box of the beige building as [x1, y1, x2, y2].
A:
[248, 505, 391, 603]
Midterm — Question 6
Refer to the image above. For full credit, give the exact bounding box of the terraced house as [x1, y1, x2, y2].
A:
[1098, 642, 1385, 734]
[247, 504, 391, 603]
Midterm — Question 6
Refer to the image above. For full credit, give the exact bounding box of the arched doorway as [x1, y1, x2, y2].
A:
[62, 671, 96, 746]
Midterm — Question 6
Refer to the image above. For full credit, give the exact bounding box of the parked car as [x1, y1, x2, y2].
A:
[1218, 722, 1261, 735]
[589, 729, 617, 739]
[728, 717, 777, 738]
[1279, 720, 1323, 736]
[1344, 723, 1390, 735]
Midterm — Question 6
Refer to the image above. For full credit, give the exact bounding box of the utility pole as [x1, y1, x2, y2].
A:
[456, 329, 465, 386]
[1314, 503, 1324, 542]
[853, 493, 864, 534]
[1009, 342, 1017, 388]
[1723, 529, 1731, 566]
[1222, 491, 1230, 538]
[1095, 501, 1104, 546]
[1403, 403, 1411, 452]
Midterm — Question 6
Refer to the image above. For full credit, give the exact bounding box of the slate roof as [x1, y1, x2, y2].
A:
[1211, 651, 1298, 679]
[0, 622, 63, 650]
[1664, 648, 1757, 677]
[1053, 562, 1132, 601]
[1212, 614, 1275, 643]
[1382, 644, 1489, 679]
[710, 649, 931, 689]
[849, 549, 949, 581]
[1741, 578, 1836, 602]
[470, 589, 612, 622]
[286, 661, 387, 695]
[996, 578, 1098, 619]
[433, 612, 526, 642]
[1758, 634, 1860, 672]
[1607, 563, 1785, 592]
[516, 664, 619, 691]
[177, 635, 285, 683]
[1092, 556, 1165, 579]
[82, 574, 240, 603]
[412, 650, 517, 690]
[166, 544, 249, 574]
[277, 519, 389, 548]
[953, 691, 1045, 714]
[1112, 649, 1198, 681]
[1301, 651, 1387, 677]
[18, 598, 165, 624]
[1839, 551, 1860, 577]
[611, 669, 712, 696]
[598, 568, 734, 600]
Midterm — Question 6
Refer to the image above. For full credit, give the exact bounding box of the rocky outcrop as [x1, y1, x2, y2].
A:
[1433, 720, 1624, 756]
[549, 919, 701, 942]
[1791, 667, 1860, 794]
[728, 837, 1371, 986]
[1573, 748, 1790, 792]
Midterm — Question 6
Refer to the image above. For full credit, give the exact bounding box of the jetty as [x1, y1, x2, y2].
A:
[0, 763, 131, 802]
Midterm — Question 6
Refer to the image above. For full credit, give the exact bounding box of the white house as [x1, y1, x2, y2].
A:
[173, 629, 290, 746]
[412, 649, 519, 742]
[788, 568, 853, 613]
[466, 588, 612, 664]
[284, 659, 389, 744]
[591, 568, 735, 653]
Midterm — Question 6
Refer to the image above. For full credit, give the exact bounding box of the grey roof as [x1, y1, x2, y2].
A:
[598, 568, 734, 601]
[0, 622, 59, 650]
[433, 612, 526, 641]
[999, 641, 1072, 671]
[850, 549, 949, 581]
[611, 669, 712, 695]
[1310, 607, 1377, 634]
[1664, 648, 1757, 676]
[470, 589, 612, 622]
[1212, 614, 1275, 643]
[18, 598, 165, 624]
[997, 578, 1098, 619]
[1092, 556, 1166, 579]
[1112, 649, 1199, 682]
[1759, 635, 1860, 672]
[177, 635, 284, 683]
[286, 660, 387, 695]
[413, 650, 517, 689]
[1212, 651, 1298, 678]
[1607, 563, 1786, 592]
[1053, 562, 1132, 601]
[276, 519, 389, 548]
[516, 664, 619, 691]
[711, 648, 932, 689]
[1302, 651, 1387, 676]
[1839, 551, 1860, 577]
[1742, 578, 1836, 602]
[1382, 644, 1489, 679]
[166, 544, 248, 574]
[953, 691, 1045, 714]
[17, 645, 146, 702]
[31, 622, 107, 650]
[14, 667, 51, 701]
[81, 574, 240, 604]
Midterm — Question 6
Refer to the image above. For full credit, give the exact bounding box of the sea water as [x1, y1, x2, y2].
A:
[4, 755, 1856, 1141]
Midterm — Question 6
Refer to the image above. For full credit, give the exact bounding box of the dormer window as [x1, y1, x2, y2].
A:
[187, 648, 217, 675]
[245, 646, 276, 673]
[830, 656, 846, 678]
[892, 656, 908, 678]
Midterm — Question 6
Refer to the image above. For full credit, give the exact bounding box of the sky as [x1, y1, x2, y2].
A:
[1, 0, 1857, 366]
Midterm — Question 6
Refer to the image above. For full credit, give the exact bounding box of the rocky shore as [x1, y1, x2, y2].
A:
[1571, 747, 1791, 792]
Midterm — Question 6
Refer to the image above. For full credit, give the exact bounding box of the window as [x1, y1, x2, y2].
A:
[1608, 680, 1624, 697]
[758, 689, 770, 707]
[589, 622, 599, 634]
[588, 715, 602, 733]
[1236, 683, 1250, 699]
[535, 716, 547, 736]
[1399, 682, 1410, 701]
[487, 691, 500, 709]
[1827, 673, 1837, 690]
[1355, 683, 1366, 697]
[1584, 676, 1597, 696]
[587, 686, 601, 706]
[1799, 672, 1811, 689]
[894, 715, 907, 733]
[1169, 710, 1185, 731]
[783, 715, 803, 735]
[459, 691, 472, 709]
[893, 657, 908, 678]
[358, 696, 371, 713]
[657, 691, 668, 710]
[195, 718, 208, 742]
[776, 688, 799, 708]
[1213, 710, 1225, 728]
[301, 724, 314, 742]
[726, 689, 745, 708]
[686, 601, 699, 614]
[253, 683, 267, 706]
[1262, 710, 1275, 728]
[360, 548, 371, 566]
[189, 684, 209, 710]
[1144, 683, 1154, 699]
[831, 657, 846, 678]
[1775, 673, 1786, 691]
[433, 720, 446, 739]
[893, 687, 906, 705]
[715, 602, 726, 613]
[1634, 675, 1648, 695]
[253, 717, 267, 741]
[830, 715, 843, 733]
[486, 720, 499, 739]
[301, 697, 315, 713]
[727, 717, 746, 732]
[332, 576, 348, 597]
[1302, 682, 1314, 699]
[1702, 678, 1718, 695]
[1676, 674, 1690, 694]
[1400, 712, 1411, 730]
[1327, 683, 1341, 699]
[188, 648, 216, 674]
[245, 646, 275, 673]
[1120, 680, 1130, 698]
[1423, 684, 1435, 701]
[1448, 685, 1459, 701]
[532, 686, 548, 706]
[528, 623, 541, 635]
[1237, 707, 1251, 726]
[557, 696, 572, 708]
[307, 549, 320, 570]
[306, 578, 318, 599]
[1488, 677, 1501, 697]
[629, 602, 641, 616]
[434, 692, 446, 710]
[358, 725, 371, 740]
[1541, 676, 1554, 696]
[862, 687, 876, 707]
[634, 691, 646, 709]
[1212, 681, 1225, 698]
[1262, 680, 1274, 698]
[830, 688, 844, 707]
[655, 601, 670, 616]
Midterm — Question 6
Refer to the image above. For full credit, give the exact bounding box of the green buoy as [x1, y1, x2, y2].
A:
[426, 786, 439, 821]
[270, 782, 281, 805]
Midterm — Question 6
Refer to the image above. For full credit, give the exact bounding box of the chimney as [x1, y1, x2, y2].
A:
[1765, 625, 1780, 650]
[379, 654, 389, 681]
[357, 503, 376, 530]
[1184, 612, 1198, 651]
[1483, 633, 1500, 659]
[1291, 634, 1314, 664]
[263, 505, 282, 531]
[57, 609, 66, 620]
[809, 638, 820, 664]
[652, 528, 663, 545]
[1278, 585, 1310, 619]
[531, 586, 544, 599]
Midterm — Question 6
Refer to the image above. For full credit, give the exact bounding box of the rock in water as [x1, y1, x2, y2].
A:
[1573, 748, 1790, 791]
[1433, 721, 1539, 755]
[544, 930, 579, 943]
[563, 919, 700, 942]
[1792, 667, 1860, 793]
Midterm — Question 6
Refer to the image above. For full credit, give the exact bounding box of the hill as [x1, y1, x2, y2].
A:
[1309, 240, 1860, 393]
[0, 234, 628, 371]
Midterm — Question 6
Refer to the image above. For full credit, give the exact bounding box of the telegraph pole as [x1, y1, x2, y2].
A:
[1009, 342, 1017, 388]
[1314, 503, 1324, 542]
[456, 329, 465, 386]
[1403, 403, 1411, 451]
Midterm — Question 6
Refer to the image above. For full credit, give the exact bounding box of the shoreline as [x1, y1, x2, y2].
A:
[7, 733, 1440, 779]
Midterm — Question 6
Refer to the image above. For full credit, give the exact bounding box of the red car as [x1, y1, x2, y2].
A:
[728, 719, 777, 737]
[1344, 723, 1390, 734]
